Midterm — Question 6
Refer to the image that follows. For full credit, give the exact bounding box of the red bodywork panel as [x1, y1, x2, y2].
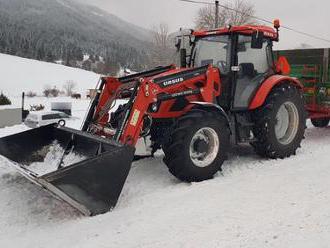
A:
[249, 75, 303, 110]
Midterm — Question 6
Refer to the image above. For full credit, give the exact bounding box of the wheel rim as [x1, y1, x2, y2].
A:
[189, 127, 219, 168]
[275, 101, 299, 145]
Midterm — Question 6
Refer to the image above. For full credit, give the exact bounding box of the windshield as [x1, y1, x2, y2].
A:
[192, 35, 230, 74]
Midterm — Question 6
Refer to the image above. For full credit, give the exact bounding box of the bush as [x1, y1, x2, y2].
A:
[0, 92, 11, 105]
[50, 87, 60, 97]
[71, 93, 81, 99]
[26, 91, 37, 97]
[43, 85, 60, 97]
[30, 104, 45, 111]
[43, 85, 51, 97]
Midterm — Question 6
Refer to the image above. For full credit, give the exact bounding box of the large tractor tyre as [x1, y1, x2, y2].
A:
[311, 118, 330, 128]
[252, 84, 306, 159]
[163, 109, 230, 182]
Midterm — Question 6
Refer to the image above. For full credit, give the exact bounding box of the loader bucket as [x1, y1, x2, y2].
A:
[0, 124, 135, 216]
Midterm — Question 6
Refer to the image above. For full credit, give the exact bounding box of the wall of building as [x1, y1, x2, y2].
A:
[0, 108, 22, 128]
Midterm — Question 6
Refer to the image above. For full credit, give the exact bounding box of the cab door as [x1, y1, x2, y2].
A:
[232, 35, 274, 110]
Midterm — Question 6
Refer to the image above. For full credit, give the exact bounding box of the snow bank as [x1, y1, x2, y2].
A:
[0, 53, 100, 97]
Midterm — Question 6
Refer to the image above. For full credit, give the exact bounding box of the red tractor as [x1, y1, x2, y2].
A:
[0, 21, 306, 216]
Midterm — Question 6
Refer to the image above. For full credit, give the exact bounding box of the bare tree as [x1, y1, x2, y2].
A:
[195, 0, 256, 30]
[63, 80, 76, 96]
[150, 23, 175, 66]
[152, 23, 170, 49]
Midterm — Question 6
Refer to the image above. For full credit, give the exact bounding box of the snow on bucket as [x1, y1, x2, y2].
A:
[0, 124, 135, 216]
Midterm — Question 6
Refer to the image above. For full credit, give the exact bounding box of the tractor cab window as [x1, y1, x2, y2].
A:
[237, 35, 272, 77]
[233, 36, 273, 109]
[193, 35, 230, 74]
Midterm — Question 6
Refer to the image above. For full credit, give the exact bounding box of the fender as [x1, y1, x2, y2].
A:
[190, 101, 230, 128]
[249, 75, 303, 110]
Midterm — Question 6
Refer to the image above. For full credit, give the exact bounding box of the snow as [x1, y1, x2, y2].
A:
[1, 122, 330, 247]
[1, 55, 330, 247]
[0, 104, 21, 110]
[0, 53, 100, 97]
[26, 140, 86, 176]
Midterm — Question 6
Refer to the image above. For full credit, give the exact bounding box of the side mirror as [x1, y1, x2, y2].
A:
[251, 31, 264, 49]
[180, 48, 187, 68]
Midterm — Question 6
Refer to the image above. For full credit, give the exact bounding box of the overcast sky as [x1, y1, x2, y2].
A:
[78, 0, 330, 50]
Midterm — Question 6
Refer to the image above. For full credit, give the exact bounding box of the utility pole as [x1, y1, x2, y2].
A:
[215, 0, 219, 28]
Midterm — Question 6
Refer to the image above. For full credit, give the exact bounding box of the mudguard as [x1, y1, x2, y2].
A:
[249, 75, 303, 110]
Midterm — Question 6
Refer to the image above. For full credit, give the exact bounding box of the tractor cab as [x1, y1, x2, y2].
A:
[176, 23, 280, 110]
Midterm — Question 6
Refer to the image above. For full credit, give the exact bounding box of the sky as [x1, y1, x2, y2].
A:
[76, 0, 330, 50]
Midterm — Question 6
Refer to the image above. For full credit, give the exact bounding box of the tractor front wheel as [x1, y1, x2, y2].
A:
[163, 109, 230, 182]
[311, 118, 330, 128]
[252, 84, 306, 159]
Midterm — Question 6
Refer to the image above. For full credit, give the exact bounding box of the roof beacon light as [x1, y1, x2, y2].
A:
[273, 19, 281, 29]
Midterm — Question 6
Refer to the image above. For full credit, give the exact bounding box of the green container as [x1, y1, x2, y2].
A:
[276, 48, 330, 107]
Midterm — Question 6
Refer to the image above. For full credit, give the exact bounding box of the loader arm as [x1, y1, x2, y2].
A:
[82, 65, 176, 136]
[120, 65, 222, 145]
[84, 65, 222, 146]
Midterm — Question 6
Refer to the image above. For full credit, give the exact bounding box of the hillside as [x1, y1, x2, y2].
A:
[0, 0, 152, 72]
[0, 53, 99, 96]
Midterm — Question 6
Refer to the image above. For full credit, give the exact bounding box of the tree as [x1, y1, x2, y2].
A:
[150, 23, 175, 67]
[195, 0, 256, 30]
[63, 81, 76, 96]
[82, 60, 92, 71]
[0, 92, 11, 105]
[50, 87, 60, 97]
[43, 85, 52, 97]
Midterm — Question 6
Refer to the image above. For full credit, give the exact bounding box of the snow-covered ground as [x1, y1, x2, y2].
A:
[0, 53, 100, 97]
[1, 55, 330, 248]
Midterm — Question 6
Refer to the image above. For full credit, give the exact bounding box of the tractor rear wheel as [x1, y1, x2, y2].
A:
[311, 118, 330, 128]
[252, 84, 306, 159]
[163, 109, 230, 182]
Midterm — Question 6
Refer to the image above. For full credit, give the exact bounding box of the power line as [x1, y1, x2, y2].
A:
[280, 25, 330, 43]
[178, 0, 212, 4]
[178, 0, 330, 44]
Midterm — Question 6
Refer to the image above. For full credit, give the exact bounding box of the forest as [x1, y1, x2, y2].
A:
[0, 0, 154, 74]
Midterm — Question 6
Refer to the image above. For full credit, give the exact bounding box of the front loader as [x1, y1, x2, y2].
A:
[0, 20, 306, 216]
